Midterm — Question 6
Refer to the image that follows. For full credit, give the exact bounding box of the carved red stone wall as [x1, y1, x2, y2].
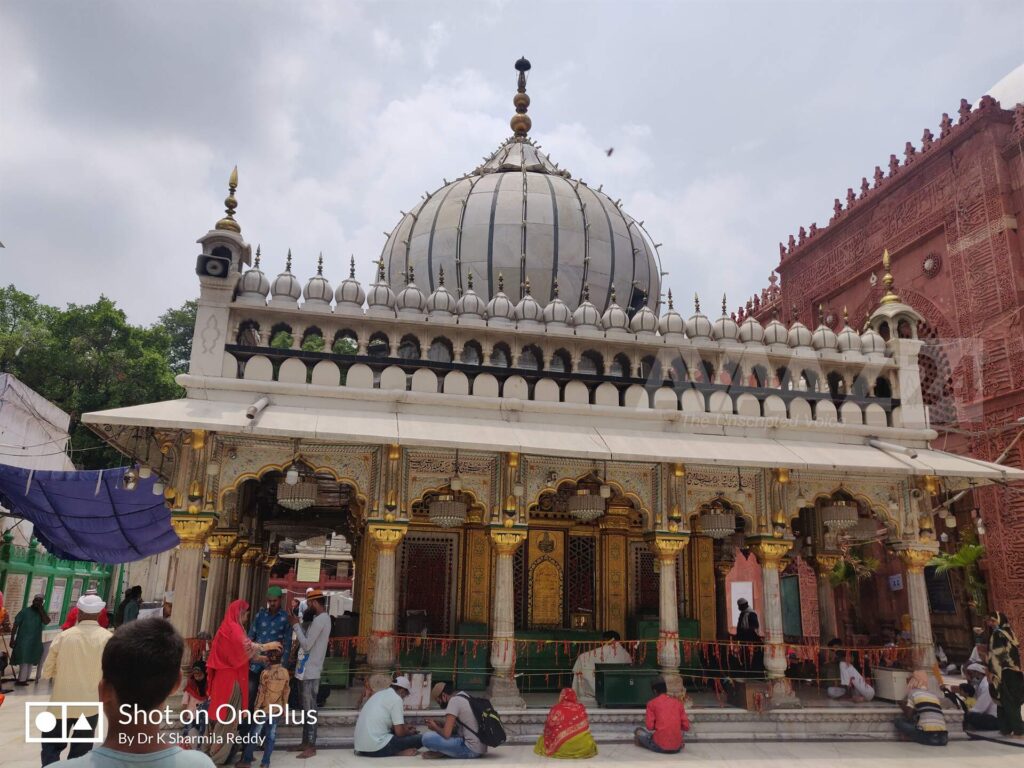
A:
[754, 99, 1024, 635]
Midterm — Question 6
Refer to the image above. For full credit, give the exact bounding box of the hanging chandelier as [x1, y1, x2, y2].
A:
[276, 465, 318, 511]
[821, 499, 859, 531]
[567, 488, 606, 522]
[429, 493, 468, 528]
[697, 496, 735, 539]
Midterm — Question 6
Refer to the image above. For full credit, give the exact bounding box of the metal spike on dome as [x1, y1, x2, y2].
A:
[722, 294, 727, 316]
[407, 264, 415, 285]
[610, 284, 617, 304]
[254, 245, 261, 268]
[843, 306, 849, 324]
[553, 278, 560, 298]
[316, 253, 324, 275]
[438, 265, 446, 286]
[215, 166, 241, 233]
[818, 303, 825, 324]
[285, 249, 292, 272]
[498, 273, 505, 292]
[667, 289, 674, 310]
[583, 284, 591, 302]
[376, 258, 386, 283]
[694, 293, 701, 313]
[524, 276, 532, 295]
[467, 271, 474, 290]
[349, 255, 356, 279]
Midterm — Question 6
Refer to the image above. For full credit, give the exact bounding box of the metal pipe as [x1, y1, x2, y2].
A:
[867, 438, 919, 459]
[246, 396, 270, 420]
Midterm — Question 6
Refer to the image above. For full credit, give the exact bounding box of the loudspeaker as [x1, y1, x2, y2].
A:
[195, 253, 231, 278]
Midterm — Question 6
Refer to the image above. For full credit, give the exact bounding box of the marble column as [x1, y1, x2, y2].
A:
[367, 522, 407, 691]
[488, 525, 527, 708]
[238, 547, 260, 609]
[169, 515, 215, 643]
[897, 546, 939, 671]
[751, 538, 800, 707]
[224, 541, 246, 617]
[200, 531, 237, 634]
[648, 533, 689, 698]
[813, 553, 841, 643]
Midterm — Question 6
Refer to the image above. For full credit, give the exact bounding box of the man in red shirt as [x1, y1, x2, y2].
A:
[634, 678, 690, 753]
[61, 589, 110, 630]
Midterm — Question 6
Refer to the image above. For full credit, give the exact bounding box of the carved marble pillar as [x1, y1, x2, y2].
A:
[751, 538, 800, 707]
[488, 525, 527, 708]
[813, 553, 842, 643]
[598, 504, 631, 639]
[224, 541, 246, 618]
[238, 547, 260, 609]
[169, 515, 215, 643]
[898, 546, 939, 670]
[367, 522, 407, 691]
[199, 531, 237, 634]
[648, 533, 689, 697]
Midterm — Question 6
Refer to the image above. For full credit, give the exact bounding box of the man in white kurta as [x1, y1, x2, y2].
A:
[572, 631, 633, 704]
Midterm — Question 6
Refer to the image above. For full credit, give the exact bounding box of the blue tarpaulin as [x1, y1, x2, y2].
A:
[0, 463, 179, 563]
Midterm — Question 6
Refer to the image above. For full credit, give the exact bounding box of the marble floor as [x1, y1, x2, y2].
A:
[2, 684, 1021, 768]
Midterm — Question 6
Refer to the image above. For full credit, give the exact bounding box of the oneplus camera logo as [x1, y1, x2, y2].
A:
[25, 702, 105, 744]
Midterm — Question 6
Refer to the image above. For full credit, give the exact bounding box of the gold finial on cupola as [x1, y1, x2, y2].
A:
[215, 166, 241, 233]
[511, 57, 532, 138]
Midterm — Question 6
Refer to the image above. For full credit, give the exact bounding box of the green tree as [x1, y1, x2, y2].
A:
[155, 300, 197, 375]
[930, 538, 987, 616]
[0, 285, 58, 373]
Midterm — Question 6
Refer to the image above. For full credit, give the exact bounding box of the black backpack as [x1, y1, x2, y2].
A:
[454, 693, 507, 748]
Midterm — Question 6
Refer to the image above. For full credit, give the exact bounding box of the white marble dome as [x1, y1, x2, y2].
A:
[811, 321, 838, 351]
[426, 268, 457, 316]
[738, 315, 764, 344]
[658, 291, 685, 336]
[787, 316, 813, 348]
[601, 288, 630, 331]
[302, 255, 333, 310]
[836, 316, 862, 353]
[395, 267, 427, 314]
[270, 251, 302, 307]
[455, 274, 487, 319]
[764, 315, 788, 346]
[514, 279, 544, 323]
[335, 257, 366, 309]
[236, 247, 270, 305]
[712, 299, 740, 342]
[486, 275, 515, 323]
[572, 286, 602, 329]
[630, 304, 658, 334]
[543, 282, 573, 327]
[861, 327, 887, 355]
[366, 263, 396, 312]
[685, 296, 712, 340]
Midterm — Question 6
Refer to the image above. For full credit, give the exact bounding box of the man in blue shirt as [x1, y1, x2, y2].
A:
[247, 587, 293, 705]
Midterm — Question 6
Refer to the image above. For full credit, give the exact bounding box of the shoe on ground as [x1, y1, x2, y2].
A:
[295, 749, 316, 760]
[422, 751, 446, 759]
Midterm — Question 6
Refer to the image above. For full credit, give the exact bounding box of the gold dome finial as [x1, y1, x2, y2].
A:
[879, 248, 900, 304]
[552, 277, 559, 297]
[215, 166, 241, 233]
[610, 284, 616, 304]
[498, 272, 505, 292]
[524, 276, 532, 295]
[843, 305, 849, 324]
[376, 257, 386, 282]
[667, 288, 674, 310]
[511, 57, 532, 138]
[818, 303, 824, 324]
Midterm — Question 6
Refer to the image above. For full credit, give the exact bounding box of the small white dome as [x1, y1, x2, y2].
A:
[861, 327, 887, 355]
[270, 250, 302, 306]
[486, 275, 515, 323]
[455, 273, 486, 318]
[658, 290, 685, 335]
[335, 256, 366, 308]
[426, 267, 457, 316]
[836, 313, 862, 353]
[543, 281, 573, 326]
[395, 266, 426, 313]
[739, 315, 764, 344]
[685, 295, 712, 339]
[236, 247, 270, 304]
[764, 315, 788, 346]
[630, 304, 658, 334]
[366, 261, 396, 311]
[811, 319, 838, 351]
[601, 287, 630, 331]
[302, 254, 333, 309]
[711, 297, 740, 341]
[514, 278, 544, 323]
[571, 285, 601, 328]
[787, 315, 813, 348]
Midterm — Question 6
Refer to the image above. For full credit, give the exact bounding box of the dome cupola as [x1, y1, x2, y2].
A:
[514, 277, 544, 324]
[571, 284, 602, 333]
[485, 273, 515, 325]
[236, 245, 270, 305]
[658, 290, 685, 336]
[787, 306, 813, 349]
[685, 294, 712, 340]
[425, 266, 457, 317]
[269, 249, 302, 308]
[335, 256, 366, 314]
[542, 280, 573, 327]
[455, 271, 487, 323]
[601, 286, 630, 332]
[395, 265, 427, 315]
[738, 302, 764, 345]
[763, 311, 788, 347]
[836, 307, 862, 354]
[711, 295, 740, 343]
[811, 305, 838, 351]
[366, 259, 396, 315]
[630, 303, 658, 334]
[860, 326, 887, 357]
[302, 253, 333, 311]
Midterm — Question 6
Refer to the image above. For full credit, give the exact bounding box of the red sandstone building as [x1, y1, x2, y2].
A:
[749, 96, 1024, 641]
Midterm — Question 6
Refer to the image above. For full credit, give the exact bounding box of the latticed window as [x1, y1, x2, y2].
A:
[917, 322, 956, 425]
[513, 543, 526, 630]
[566, 536, 596, 616]
[633, 548, 659, 615]
[398, 534, 455, 634]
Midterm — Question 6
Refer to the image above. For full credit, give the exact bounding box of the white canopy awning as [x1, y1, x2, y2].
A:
[83, 398, 1024, 482]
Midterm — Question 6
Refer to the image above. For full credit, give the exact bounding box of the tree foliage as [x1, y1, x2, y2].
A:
[1, 284, 192, 470]
[930, 538, 988, 615]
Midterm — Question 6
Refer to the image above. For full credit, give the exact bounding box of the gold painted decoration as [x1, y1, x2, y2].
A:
[242, 546, 262, 565]
[898, 547, 937, 574]
[813, 553, 843, 576]
[214, 167, 240, 233]
[647, 533, 690, 562]
[530, 558, 562, 626]
[230, 540, 248, 559]
[463, 527, 492, 625]
[207, 532, 238, 557]
[491, 527, 527, 556]
[171, 514, 215, 548]
[368, 522, 408, 551]
[749, 538, 792, 570]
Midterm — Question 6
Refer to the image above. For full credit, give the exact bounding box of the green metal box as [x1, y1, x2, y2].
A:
[595, 665, 662, 708]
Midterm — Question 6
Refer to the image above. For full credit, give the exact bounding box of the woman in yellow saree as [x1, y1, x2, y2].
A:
[534, 688, 599, 759]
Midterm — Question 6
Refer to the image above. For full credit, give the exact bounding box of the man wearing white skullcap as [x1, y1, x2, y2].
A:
[40, 591, 113, 764]
[964, 662, 999, 731]
[61, 589, 110, 630]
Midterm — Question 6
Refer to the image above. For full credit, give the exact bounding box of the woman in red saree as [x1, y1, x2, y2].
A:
[203, 600, 280, 761]
[534, 688, 598, 758]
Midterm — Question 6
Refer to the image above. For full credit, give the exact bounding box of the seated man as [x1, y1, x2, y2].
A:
[353, 675, 423, 757]
[421, 681, 488, 759]
[826, 649, 875, 702]
[571, 631, 632, 704]
[52, 617, 214, 768]
[963, 663, 999, 731]
[894, 670, 948, 747]
[634, 678, 690, 754]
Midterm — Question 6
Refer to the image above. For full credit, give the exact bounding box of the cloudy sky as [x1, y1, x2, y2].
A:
[1, 1, 1021, 324]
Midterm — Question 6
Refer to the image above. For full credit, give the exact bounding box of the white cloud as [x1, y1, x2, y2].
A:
[421, 21, 449, 69]
[372, 27, 404, 61]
